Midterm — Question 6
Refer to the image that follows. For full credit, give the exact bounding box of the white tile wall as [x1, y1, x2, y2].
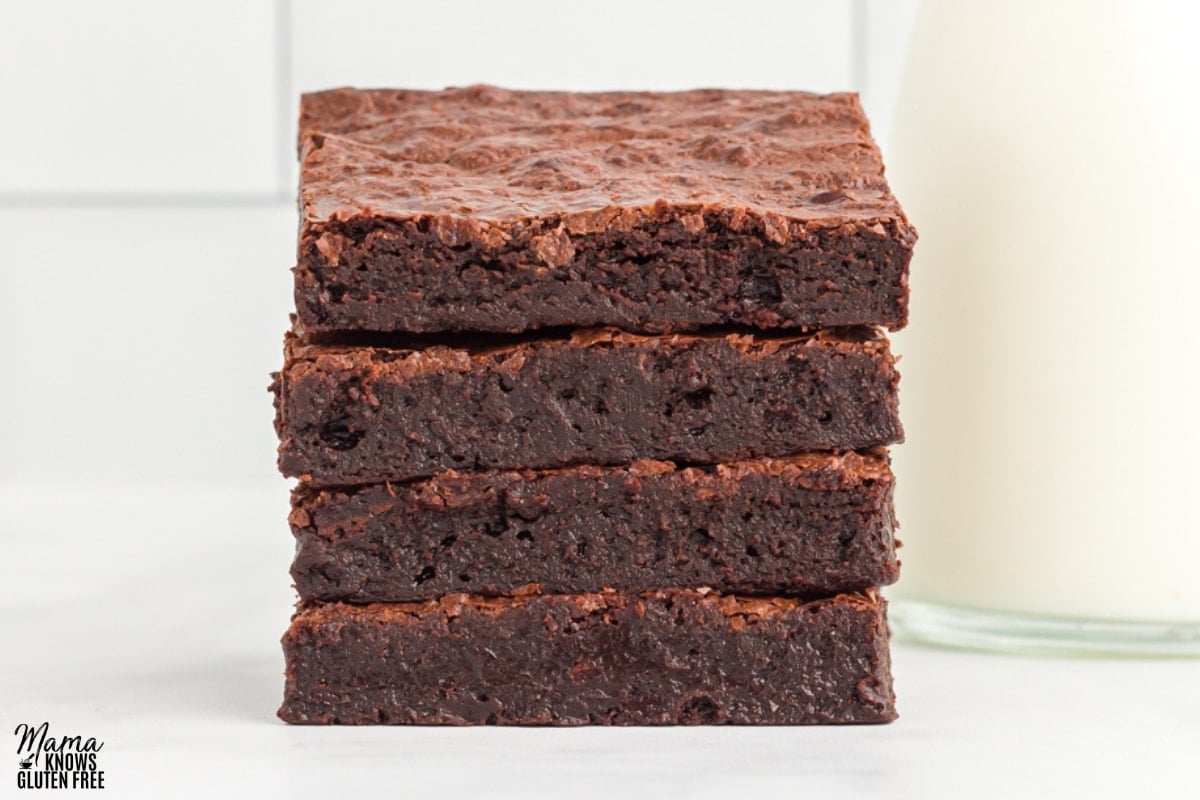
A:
[290, 0, 856, 94]
[0, 1, 919, 487]
[0, 206, 296, 487]
[0, 1, 283, 198]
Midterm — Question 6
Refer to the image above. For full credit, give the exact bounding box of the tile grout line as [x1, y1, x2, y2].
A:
[0, 193, 291, 209]
[274, 0, 295, 201]
[851, 0, 869, 96]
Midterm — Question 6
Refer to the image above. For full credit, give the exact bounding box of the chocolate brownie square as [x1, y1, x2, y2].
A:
[273, 327, 902, 486]
[295, 86, 914, 336]
[290, 451, 899, 602]
[279, 590, 895, 725]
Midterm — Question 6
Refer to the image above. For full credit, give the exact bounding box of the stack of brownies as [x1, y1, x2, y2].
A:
[273, 86, 914, 725]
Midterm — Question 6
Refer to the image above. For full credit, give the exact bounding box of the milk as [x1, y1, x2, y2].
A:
[887, 0, 1200, 623]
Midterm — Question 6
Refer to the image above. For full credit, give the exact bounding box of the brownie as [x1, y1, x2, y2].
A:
[290, 451, 898, 602]
[295, 86, 915, 336]
[279, 590, 895, 725]
[273, 327, 902, 486]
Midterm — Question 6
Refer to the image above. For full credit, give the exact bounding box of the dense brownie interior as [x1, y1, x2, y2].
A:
[274, 327, 902, 486]
[290, 451, 899, 602]
[280, 590, 896, 725]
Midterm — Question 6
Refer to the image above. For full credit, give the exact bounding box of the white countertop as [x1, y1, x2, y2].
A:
[3, 486, 1196, 799]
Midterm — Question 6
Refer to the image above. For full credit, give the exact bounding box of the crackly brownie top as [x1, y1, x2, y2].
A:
[293, 590, 881, 628]
[283, 325, 892, 382]
[293, 451, 894, 510]
[299, 86, 910, 239]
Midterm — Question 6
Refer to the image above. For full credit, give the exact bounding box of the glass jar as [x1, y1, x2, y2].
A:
[885, 0, 1200, 655]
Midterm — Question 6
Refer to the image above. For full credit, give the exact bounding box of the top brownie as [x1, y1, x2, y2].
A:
[297, 86, 914, 335]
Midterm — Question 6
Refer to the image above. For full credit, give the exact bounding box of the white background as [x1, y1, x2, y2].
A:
[1, 2, 1195, 798]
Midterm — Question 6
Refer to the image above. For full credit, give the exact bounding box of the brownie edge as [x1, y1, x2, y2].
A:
[279, 590, 895, 725]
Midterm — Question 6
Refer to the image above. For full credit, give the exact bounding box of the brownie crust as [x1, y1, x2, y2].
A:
[290, 452, 899, 602]
[296, 87, 914, 335]
[273, 327, 903, 486]
[279, 590, 895, 725]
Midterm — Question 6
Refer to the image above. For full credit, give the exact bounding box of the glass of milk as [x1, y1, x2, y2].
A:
[886, 0, 1200, 654]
